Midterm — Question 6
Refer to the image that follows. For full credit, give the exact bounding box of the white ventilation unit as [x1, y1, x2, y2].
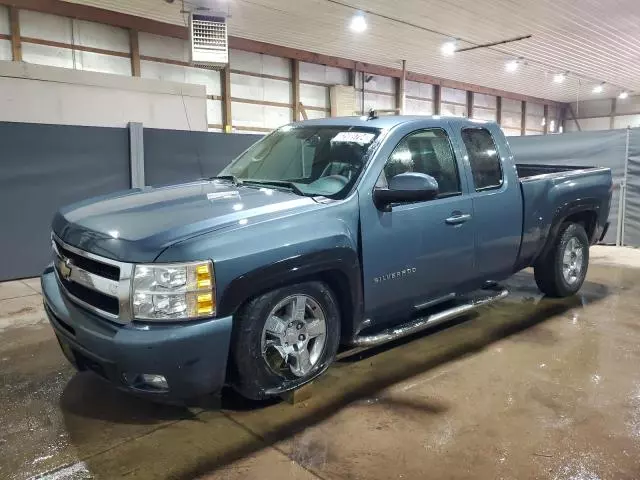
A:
[189, 14, 229, 69]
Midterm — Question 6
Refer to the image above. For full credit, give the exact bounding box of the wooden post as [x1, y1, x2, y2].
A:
[520, 100, 527, 136]
[610, 98, 617, 130]
[129, 29, 141, 77]
[433, 84, 441, 115]
[9, 6, 21, 62]
[292, 59, 300, 121]
[396, 60, 406, 115]
[496, 96, 502, 125]
[466, 91, 474, 119]
[543, 104, 549, 134]
[221, 66, 232, 133]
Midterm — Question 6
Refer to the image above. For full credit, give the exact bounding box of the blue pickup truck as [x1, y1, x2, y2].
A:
[42, 115, 612, 402]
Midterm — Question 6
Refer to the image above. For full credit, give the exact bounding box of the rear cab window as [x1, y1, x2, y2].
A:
[461, 128, 503, 191]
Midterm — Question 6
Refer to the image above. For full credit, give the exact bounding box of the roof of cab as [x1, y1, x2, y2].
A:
[290, 115, 492, 130]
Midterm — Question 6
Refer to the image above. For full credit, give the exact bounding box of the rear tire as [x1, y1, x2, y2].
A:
[230, 281, 340, 401]
[534, 222, 589, 297]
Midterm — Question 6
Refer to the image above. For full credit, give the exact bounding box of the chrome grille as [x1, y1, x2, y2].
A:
[52, 235, 134, 324]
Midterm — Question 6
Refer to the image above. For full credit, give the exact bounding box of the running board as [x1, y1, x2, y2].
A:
[350, 288, 509, 347]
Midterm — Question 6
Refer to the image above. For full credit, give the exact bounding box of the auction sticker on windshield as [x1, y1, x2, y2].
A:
[331, 132, 376, 145]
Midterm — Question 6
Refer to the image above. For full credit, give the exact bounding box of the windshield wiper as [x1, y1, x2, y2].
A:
[206, 175, 242, 186]
[242, 179, 305, 196]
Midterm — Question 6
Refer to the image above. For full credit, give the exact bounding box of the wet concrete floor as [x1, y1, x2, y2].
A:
[2, 247, 640, 479]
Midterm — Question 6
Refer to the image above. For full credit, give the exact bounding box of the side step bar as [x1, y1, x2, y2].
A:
[350, 288, 509, 347]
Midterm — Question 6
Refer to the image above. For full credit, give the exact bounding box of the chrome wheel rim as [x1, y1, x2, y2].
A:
[562, 237, 585, 285]
[261, 295, 327, 378]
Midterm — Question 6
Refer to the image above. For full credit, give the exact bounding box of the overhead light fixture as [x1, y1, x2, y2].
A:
[619, 91, 629, 99]
[553, 73, 566, 83]
[505, 59, 519, 72]
[349, 12, 367, 33]
[592, 83, 604, 94]
[441, 40, 457, 57]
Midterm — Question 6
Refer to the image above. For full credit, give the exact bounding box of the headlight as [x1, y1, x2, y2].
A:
[131, 261, 215, 320]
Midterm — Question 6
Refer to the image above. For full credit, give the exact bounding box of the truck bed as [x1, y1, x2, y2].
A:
[516, 163, 597, 179]
[515, 163, 612, 269]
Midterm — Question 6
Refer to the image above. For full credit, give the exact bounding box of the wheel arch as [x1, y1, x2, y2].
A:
[534, 199, 600, 265]
[217, 247, 363, 341]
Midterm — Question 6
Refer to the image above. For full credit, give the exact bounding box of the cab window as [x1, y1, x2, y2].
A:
[377, 128, 461, 197]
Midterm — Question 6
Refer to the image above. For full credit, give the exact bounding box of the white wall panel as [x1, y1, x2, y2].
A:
[442, 87, 466, 105]
[473, 108, 496, 122]
[207, 99, 222, 125]
[441, 102, 466, 117]
[565, 117, 610, 132]
[231, 73, 291, 103]
[139, 32, 188, 62]
[230, 49, 290, 78]
[0, 40, 10, 61]
[406, 98, 433, 115]
[20, 10, 72, 43]
[22, 43, 74, 69]
[525, 130, 542, 136]
[615, 96, 640, 115]
[73, 19, 129, 53]
[502, 128, 522, 137]
[305, 109, 328, 120]
[232, 102, 290, 130]
[300, 83, 328, 108]
[614, 115, 640, 129]
[76, 51, 130, 76]
[141, 61, 221, 96]
[0, 5, 9, 34]
[502, 98, 522, 114]
[571, 99, 612, 117]
[474, 93, 496, 109]
[406, 81, 433, 100]
[527, 102, 544, 116]
[359, 92, 395, 111]
[299, 62, 349, 85]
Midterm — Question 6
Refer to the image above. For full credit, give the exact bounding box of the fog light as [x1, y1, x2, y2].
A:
[141, 374, 168, 390]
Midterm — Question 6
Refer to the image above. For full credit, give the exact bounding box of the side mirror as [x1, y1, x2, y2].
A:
[373, 172, 439, 211]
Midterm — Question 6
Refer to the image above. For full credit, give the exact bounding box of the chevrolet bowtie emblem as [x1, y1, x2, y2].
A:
[58, 256, 73, 280]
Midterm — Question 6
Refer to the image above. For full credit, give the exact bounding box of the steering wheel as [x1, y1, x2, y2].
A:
[308, 175, 349, 194]
[320, 162, 358, 180]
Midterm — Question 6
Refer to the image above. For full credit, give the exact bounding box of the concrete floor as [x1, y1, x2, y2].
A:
[2, 246, 640, 479]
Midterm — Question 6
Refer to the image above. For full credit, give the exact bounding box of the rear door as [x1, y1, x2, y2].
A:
[455, 124, 523, 281]
[359, 124, 477, 325]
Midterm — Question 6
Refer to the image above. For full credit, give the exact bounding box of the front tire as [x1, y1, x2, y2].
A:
[534, 222, 589, 297]
[230, 281, 341, 400]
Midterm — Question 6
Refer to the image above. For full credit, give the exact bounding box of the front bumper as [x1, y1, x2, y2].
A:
[41, 267, 233, 402]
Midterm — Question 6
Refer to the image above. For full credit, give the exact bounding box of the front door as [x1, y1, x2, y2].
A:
[359, 127, 476, 326]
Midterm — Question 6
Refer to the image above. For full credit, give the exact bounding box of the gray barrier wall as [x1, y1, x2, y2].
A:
[0, 122, 262, 281]
[0, 122, 131, 280]
[2, 120, 639, 281]
[144, 129, 262, 187]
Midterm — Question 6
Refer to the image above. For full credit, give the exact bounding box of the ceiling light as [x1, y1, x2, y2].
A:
[592, 83, 604, 94]
[619, 91, 629, 99]
[349, 12, 367, 33]
[505, 60, 519, 72]
[440, 40, 457, 57]
[553, 73, 566, 83]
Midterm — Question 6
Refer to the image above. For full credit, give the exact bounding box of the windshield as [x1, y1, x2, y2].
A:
[220, 125, 382, 198]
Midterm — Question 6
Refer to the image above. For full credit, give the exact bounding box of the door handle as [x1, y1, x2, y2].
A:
[445, 213, 472, 225]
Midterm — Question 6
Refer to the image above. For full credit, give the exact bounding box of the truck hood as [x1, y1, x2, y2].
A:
[53, 180, 319, 262]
